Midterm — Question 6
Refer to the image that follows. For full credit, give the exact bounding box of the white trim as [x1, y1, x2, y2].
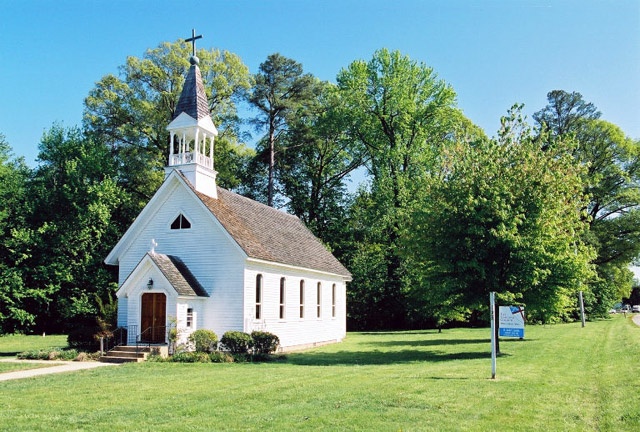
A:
[245, 257, 351, 281]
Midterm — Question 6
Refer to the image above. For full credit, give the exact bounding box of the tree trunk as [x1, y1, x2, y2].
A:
[268, 122, 275, 207]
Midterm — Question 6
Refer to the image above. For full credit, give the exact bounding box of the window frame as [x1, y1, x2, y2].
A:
[255, 274, 263, 320]
[186, 307, 194, 328]
[317, 282, 322, 319]
[332, 284, 336, 318]
[169, 212, 192, 231]
[279, 277, 286, 320]
[299, 280, 305, 319]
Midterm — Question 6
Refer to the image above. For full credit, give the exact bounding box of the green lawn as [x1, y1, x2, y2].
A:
[0, 334, 68, 357]
[0, 362, 56, 373]
[0, 316, 638, 431]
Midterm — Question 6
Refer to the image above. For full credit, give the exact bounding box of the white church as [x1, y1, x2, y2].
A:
[104, 38, 351, 352]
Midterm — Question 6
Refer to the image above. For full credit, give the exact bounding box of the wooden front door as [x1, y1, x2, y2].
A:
[140, 293, 166, 343]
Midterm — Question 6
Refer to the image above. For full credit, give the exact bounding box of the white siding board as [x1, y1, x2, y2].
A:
[116, 182, 245, 340]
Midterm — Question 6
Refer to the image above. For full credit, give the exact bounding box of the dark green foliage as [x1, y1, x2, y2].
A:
[170, 352, 211, 363]
[250, 331, 280, 354]
[220, 331, 252, 354]
[67, 321, 101, 351]
[535, 91, 640, 315]
[17, 348, 79, 361]
[249, 53, 319, 206]
[188, 329, 218, 353]
[209, 351, 235, 363]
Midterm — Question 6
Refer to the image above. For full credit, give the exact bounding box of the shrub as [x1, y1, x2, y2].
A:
[17, 348, 79, 361]
[221, 331, 252, 354]
[67, 327, 100, 351]
[250, 331, 280, 354]
[146, 354, 166, 362]
[189, 330, 218, 353]
[170, 352, 211, 363]
[209, 351, 234, 363]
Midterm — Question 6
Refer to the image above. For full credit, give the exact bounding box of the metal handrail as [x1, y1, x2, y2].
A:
[136, 325, 170, 352]
[103, 325, 138, 353]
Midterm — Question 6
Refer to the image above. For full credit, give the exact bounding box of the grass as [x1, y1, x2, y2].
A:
[0, 362, 56, 373]
[0, 316, 638, 431]
[0, 334, 68, 358]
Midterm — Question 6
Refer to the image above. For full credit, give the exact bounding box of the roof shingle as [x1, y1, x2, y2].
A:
[192, 184, 351, 278]
[149, 253, 208, 297]
[173, 63, 210, 121]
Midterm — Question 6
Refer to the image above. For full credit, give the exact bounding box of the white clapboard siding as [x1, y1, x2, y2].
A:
[244, 263, 346, 348]
[116, 180, 245, 336]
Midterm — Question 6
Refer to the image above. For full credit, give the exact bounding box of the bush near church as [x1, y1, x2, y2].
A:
[188, 329, 218, 353]
[221, 331, 252, 354]
[250, 331, 280, 354]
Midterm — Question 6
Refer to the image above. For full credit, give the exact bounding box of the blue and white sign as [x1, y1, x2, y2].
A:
[499, 306, 525, 338]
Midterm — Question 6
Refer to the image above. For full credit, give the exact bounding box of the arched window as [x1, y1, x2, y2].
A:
[255, 274, 263, 320]
[299, 280, 305, 319]
[170, 214, 191, 230]
[317, 282, 322, 318]
[332, 284, 336, 318]
[279, 278, 286, 319]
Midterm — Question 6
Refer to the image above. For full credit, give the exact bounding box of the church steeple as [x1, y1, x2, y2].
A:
[166, 29, 218, 199]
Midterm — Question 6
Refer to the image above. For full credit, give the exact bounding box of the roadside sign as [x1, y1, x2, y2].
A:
[499, 306, 525, 338]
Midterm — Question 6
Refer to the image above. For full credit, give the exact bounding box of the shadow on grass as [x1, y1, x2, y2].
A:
[359, 331, 441, 336]
[0, 352, 20, 358]
[369, 338, 491, 347]
[288, 349, 506, 366]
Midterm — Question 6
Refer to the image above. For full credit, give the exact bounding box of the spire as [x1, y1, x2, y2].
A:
[165, 29, 218, 199]
[172, 61, 211, 121]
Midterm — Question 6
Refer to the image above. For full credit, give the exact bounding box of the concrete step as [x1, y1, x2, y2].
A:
[104, 350, 147, 359]
[113, 346, 153, 353]
[99, 356, 144, 363]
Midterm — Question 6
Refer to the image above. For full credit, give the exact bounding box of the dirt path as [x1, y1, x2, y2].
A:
[0, 358, 119, 382]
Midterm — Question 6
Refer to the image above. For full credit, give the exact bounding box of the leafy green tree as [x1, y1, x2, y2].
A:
[336, 48, 476, 329]
[0, 134, 36, 333]
[13, 126, 124, 332]
[279, 82, 364, 239]
[534, 91, 640, 315]
[84, 40, 254, 209]
[249, 53, 318, 207]
[407, 106, 595, 324]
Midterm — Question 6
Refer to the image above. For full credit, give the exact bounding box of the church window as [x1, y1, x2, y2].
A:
[317, 282, 322, 318]
[332, 284, 336, 318]
[299, 280, 305, 318]
[186, 308, 193, 328]
[170, 214, 191, 230]
[255, 274, 263, 320]
[279, 278, 286, 319]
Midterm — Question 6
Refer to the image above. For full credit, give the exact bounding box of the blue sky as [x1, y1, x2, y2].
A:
[1, 0, 638, 168]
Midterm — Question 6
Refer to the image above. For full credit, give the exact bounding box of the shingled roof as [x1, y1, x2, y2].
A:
[173, 62, 210, 121]
[188, 181, 351, 278]
[149, 253, 208, 297]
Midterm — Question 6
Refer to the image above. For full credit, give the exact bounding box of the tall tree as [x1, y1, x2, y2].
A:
[534, 90, 640, 315]
[249, 53, 318, 207]
[407, 106, 595, 324]
[12, 126, 124, 332]
[84, 40, 254, 213]
[533, 90, 600, 137]
[279, 82, 364, 238]
[0, 134, 35, 333]
[336, 48, 475, 329]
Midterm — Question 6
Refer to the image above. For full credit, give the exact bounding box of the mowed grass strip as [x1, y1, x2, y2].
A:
[0, 316, 638, 431]
[0, 362, 56, 373]
[0, 334, 68, 357]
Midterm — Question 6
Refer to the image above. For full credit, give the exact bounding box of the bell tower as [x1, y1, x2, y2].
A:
[165, 29, 218, 199]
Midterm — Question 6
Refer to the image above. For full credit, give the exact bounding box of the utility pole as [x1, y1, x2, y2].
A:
[579, 291, 586, 327]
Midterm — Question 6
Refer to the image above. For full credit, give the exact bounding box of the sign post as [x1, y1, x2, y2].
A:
[579, 291, 586, 328]
[490, 292, 496, 379]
